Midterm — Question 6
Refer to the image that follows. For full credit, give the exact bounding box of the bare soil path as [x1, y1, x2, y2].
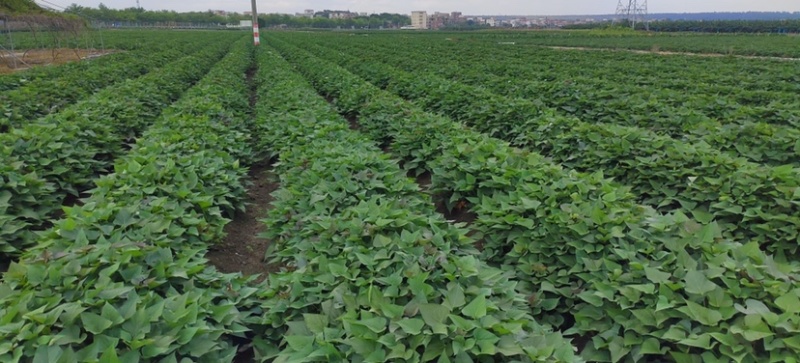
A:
[206, 163, 278, 283]
[207, 64, 277, 283]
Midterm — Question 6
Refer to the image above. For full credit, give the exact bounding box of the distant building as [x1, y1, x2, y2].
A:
[326, 11, 356, 19]
[429, 12, 445, 29]
[295, 9, 314, 18]
[411, 11, 428, 29]
[409, 10, 468, 29]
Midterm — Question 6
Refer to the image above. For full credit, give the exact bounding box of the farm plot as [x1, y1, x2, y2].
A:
[453, 30, 800, 58]
[275, 33, 800, 260]
[347, 39, 800, 160]
[264, 34, 800, 363]
[0, 36, 264, 362]
[1, 29, 800, 363]
[244, 47, 573, 362]
[0, 36, 238, 260]
[0, 31, 244, 132]
[304, 32, 800, 166]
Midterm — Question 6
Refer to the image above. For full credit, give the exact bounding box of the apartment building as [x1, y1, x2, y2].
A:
[411, 11, 428, 29]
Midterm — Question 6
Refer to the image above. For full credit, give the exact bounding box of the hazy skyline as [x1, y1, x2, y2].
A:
[56, 0, 800, 15]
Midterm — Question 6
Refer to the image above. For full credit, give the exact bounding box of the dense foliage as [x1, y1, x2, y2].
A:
[260, 13, 410, 29]
[421, 30, 800, 58]
[62, 4, 410, 29]
[0, 36, 266, 362]
[64, 4, 248, 25]
[283, 33, 800, 260]
[265, 33, 800, 362]
[0, 35, 238, 258]
[243, 47, 576, 362]
[0, 0, 43, 13]
[0, 32, 242, 130]
[315, 34, 800, 165]
[3, 29, 800, 362]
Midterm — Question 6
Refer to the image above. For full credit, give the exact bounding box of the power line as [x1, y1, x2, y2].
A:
[34, 0, 67, 11]
[33, 0, 107, 51]
[35, 0, 103, 23]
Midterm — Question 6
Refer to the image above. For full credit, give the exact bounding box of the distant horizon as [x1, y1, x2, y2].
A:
[58, 1, 800, 16]
[59, 5, 800, 18]
[433, 11, 800, 18]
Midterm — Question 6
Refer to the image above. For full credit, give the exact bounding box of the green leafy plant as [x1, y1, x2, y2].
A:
[247, 46, 577, 362]
[295, 38, 800, 258]
[0, 31, 244, 132]
[266, 35, 800, 363]
[0, 37, 235, 258]
[0, 36, 265, 362]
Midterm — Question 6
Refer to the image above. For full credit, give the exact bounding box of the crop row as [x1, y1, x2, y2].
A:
[0, 53, 135, 93]
[0, 32, 244, 132]
[0, 31, 241, 92]
[311, 34, 800, 166]
[242, 45, 575, 362]
[267, 36, 800, 362]
[286, 37, 800, 258]
[0, 48, 180, 132]
[0, 38, 265, 362]
[386, 33, 800, 97]
[0, 38, 233, 258]
[491, 44, 800, 106]
[340, 33, 800, 106]
[372, 39, 800, 164]
[360, 38, 800, 159]
[458, 31, 800, 62]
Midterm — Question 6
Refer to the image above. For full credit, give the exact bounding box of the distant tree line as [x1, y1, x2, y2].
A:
[647, 20, 800, 33]
[260, 13, 410, 29]
[63, 4, 246, 24]
[565, 19, 800, 33]
[440, 20, 492, 31]
[60, 4, 409, 29]
[646, 12, 800, 22]
[1, 0, 44, 13]
[2, 0, 85, 34]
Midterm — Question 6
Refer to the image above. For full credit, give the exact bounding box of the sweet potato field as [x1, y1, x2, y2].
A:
[1, 30, 799, 363]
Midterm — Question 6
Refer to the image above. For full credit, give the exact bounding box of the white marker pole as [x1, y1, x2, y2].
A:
[251, 0, 260, 46]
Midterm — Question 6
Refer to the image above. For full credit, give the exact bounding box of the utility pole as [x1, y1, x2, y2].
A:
[251, 0, 260, 46]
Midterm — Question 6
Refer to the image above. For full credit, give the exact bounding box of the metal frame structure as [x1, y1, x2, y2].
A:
[1, 9, 100, 72]
[615, 0, 649, 30]
[1, 13, 26, 69]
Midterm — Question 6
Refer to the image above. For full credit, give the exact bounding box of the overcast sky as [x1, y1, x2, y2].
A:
[55, 0, 800, 15]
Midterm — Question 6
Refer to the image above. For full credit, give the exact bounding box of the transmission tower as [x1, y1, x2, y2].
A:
[136, 0, 141, 9]
[615, 0, 648, 30]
